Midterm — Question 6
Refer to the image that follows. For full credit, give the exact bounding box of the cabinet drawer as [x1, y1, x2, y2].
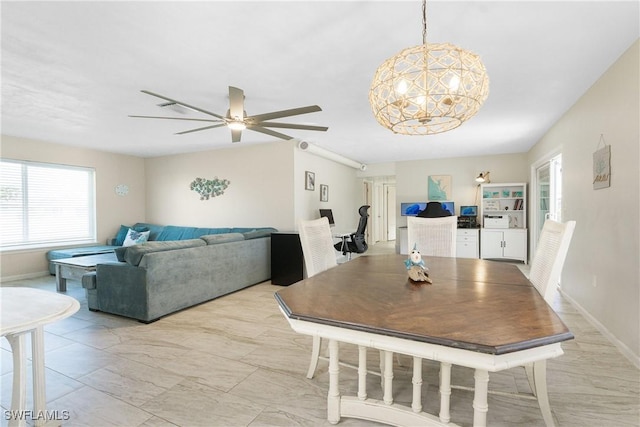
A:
[456, 229, 478, 243]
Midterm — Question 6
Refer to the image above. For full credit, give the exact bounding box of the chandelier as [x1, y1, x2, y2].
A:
[369, 0, 489, 135]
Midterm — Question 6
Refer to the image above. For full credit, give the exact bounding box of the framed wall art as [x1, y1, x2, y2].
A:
[428, 175, 451, 201]
[305, 171, 315, 190]
[320, 184, 328, 202]
[593, 135, 611, 189]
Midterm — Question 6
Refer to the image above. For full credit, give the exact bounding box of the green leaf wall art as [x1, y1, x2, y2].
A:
[190, 177, 230, 200]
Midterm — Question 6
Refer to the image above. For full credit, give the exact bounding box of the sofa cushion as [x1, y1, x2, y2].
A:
[123, 229, 151, 246]
[124, 239, 206, 266]
[131, 223, 165, 241]
[200, 233, 244, 245]
[115, 224, 150, 246]
[242, 229, 275, 240]
[114, 246, 128, 262]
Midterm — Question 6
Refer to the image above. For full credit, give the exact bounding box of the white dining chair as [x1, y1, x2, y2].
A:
[298, 217, 338, 378]
[520, 219, 576, 426]
[445, 219, 576, 427]
[529, 219, 577, 304]
[407, 216, 458, 257]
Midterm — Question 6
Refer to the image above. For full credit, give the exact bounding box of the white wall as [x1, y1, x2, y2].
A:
[0, 135, 146, 279]
[144, 141, 294, 230]
[293, 143, 363, 233]
[527, 40, 640, 364]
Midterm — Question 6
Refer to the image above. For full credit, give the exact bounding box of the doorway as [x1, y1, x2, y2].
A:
[531, 153, 563, 255]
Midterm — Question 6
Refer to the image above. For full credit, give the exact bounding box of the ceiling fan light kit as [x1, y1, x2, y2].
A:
[369, 0, 489, 135]
[130, 86, 328, 143]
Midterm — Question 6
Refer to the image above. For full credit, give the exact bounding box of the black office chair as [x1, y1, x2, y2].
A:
[335, 205, 370, 259]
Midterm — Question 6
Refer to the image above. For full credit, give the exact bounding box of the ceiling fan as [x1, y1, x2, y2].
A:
[129, 86, 328, 143]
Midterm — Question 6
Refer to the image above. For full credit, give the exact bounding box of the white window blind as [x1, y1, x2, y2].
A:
[0, 159, 96, 250]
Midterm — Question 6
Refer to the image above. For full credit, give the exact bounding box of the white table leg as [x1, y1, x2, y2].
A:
[383, 350, 394, 405]
[6, 333, 27, 427]
[439, 362, 452, 423]
[357, 346, 367, 400]
[412, 357, 423, 413]
[473, 369, 490, 427]
[328, 340, 340, 425]
[32, 326, 47, 427]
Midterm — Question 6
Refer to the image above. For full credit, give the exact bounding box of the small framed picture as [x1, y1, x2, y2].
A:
[320, 184, 328, 202]
[305, 171, 315, 191]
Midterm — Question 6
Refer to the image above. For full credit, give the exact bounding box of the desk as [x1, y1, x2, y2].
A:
[275, 254, 573, 426]
[1, 287, 80, 427]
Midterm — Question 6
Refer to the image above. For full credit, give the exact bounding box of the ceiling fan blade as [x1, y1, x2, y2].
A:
[129, 115, 223, 123]
[140, 90, 226, 120]
[231, 128, 242, 143]
[228, 86, 245, 120]
[175, 124, 227, 135]
[258, 121, 328, 132]
[247, 125, 294, 140]
[247, 105, 322, 122]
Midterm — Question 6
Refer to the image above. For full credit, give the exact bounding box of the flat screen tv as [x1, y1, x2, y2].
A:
[441, 201, 455, 216]
[460, 205, 478, 217]
[400, 202, 427, 216]
[319, 209, 335, 225]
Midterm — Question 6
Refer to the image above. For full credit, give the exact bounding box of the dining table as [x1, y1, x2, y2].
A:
[275, 254, 573, 427]
[1, 287, 80, 427]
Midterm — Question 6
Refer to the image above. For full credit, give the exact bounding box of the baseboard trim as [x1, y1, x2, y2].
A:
[1, 271, 51, 283]
[559, 288, 640, 369]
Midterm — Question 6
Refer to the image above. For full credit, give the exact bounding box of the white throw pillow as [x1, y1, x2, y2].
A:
[122, 228, 150, 247]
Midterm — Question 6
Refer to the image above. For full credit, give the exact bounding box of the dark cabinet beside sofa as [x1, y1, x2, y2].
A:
[270, 232, 304, 286]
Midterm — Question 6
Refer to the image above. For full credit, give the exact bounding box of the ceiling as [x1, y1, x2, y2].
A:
[2, 1, 638, 165]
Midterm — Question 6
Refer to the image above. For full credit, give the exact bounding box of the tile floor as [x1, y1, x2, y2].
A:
[1, 242, 638, 426]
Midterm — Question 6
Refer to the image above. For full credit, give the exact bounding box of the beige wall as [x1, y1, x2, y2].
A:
[144, 141, 294, 231]
[527, 40, 640, 364]
[0, 135, 146, 279]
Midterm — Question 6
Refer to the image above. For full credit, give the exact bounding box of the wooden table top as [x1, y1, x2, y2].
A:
[275, 254, 573, 355]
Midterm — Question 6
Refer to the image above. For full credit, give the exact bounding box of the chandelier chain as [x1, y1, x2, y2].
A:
[422, 0, 427, 45]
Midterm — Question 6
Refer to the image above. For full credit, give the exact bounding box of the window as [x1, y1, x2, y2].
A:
[1, 159, 96, 250]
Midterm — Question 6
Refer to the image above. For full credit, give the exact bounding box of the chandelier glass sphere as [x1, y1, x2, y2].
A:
[369, 2, 489, 135]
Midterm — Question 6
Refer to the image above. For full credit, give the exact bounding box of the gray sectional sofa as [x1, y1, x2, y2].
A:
[79, 225, 275, 322]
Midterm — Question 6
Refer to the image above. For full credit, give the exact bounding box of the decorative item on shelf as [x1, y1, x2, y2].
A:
[305, 171, 315, 191]
[428, 175, 451, 201]
[190, 177, 230, 200]
[320, 184, 329, 202]
[405, 244, 432, 284]
[593, 134, 611, 189]
[475, 171, 491, 183]
[369, 0, 489, 135]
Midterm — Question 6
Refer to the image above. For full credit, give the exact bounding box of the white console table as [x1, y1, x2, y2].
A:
[398, 226, 479, 258]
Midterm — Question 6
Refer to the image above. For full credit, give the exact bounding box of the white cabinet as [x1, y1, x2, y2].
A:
[398, 226, 479, 258]
[480, 182, 528, 263]
[481, 229, 527, 263]
[456, 229, 479, 259]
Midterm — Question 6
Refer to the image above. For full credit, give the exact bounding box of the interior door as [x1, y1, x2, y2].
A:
[385, 184, 396, 241]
